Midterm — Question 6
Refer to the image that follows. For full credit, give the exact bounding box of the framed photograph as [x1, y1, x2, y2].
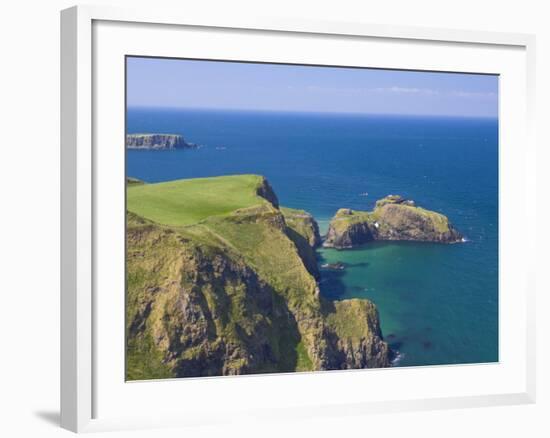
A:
[61, 5, 536, 433]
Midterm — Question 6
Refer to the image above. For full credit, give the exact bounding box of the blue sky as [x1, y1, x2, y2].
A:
[126, 57, 498, 118]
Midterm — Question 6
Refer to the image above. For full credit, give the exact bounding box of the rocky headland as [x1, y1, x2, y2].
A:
[324, 194, 462, 249]
[126, 133, 196, 150]
[126, 175, 391, 379]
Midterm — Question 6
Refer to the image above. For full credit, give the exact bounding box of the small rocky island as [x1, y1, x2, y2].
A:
[321, 262, 346, 271]
[324, 195, 462, 249]
[126, 133, 196, 150]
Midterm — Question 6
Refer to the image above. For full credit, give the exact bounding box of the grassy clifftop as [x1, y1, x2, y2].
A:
[127, 174, 272, 226]
[126, 175, 390, 379]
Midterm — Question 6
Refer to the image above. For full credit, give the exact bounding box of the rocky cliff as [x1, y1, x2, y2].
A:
[281, 207, 322, 279]
[126, 176, 391, 379]
[324, 299, 391, 369]
[255, 177, 280, 208]
[281, 207, 322, 248]
[126, 133, 196, 150]
[324, 195, 462, 249]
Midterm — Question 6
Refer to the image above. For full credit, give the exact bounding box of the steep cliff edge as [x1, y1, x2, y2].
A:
[126, 133, 196, 150]
[324, 299, 391, 369]
[281, 207, 322, 248]
[324, 195, 462, 249]
[281, 207, 322, 279]
[126, 175, 391, 379]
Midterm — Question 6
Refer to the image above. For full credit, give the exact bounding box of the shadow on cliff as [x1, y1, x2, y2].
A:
[171, 279, 303, 377]
[270, 292, 302, 373]
[285, 227, 320, 279]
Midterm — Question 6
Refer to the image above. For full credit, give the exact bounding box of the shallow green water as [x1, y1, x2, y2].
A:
[318, 241, 497, 366]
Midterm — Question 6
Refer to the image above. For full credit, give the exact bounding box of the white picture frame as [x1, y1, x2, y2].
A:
[60, 4, 537, 433]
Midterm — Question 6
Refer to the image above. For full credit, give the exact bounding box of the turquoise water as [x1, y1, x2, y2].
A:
[127, 108, 498, 367]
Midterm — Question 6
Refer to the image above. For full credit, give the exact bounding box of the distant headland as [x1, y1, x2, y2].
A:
[126, 133, 196, 150]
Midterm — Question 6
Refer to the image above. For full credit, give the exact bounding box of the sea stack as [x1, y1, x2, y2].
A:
[324, 195, 462, 249]
[126, 133, 196, 150]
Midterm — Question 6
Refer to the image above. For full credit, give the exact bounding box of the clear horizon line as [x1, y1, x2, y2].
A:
[126, 105, 498, 119]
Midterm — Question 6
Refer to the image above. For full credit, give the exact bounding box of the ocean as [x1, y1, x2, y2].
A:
[126, 107, 499, 367]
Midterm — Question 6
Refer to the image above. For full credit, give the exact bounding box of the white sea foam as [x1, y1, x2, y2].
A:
[390, 351, 405, 366]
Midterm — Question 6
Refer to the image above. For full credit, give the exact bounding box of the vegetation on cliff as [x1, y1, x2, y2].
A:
[280, 207, 321, 279]
[324, 195, 462, 249]
[126, 175, 391, 379]
[281, 207, 322, 248]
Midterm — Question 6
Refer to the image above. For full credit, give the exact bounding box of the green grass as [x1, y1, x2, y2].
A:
[281, 207, 317, 243]
[330, 209, 374, 232]
[196, 208, 319, 310]
[127, 334, 174, 381]
[295, 341, 314, 371]
[127, 174, 268, 227]
[413, 206, 451, 233]
[325, 299, 378, 343]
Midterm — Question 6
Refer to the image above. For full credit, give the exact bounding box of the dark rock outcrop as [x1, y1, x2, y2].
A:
[126, 133, 196, 150]
[325, 214, 374, 249]
[126, 176, 145, 186]
[324, 299, 391, 369]
[324, 195, 462, 249]
[255, 176, 279, 208]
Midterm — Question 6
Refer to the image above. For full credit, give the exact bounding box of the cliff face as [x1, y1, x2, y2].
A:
[281, 208, 322, 248]
[126, 176, 391, 379]
[281, 207, 322, 279]
[324, 195, 462, 249]
[255, 177, 280, 208]
[324, 300, 391, 369]
[126, 133, 195, 150]
[127, 217, 289, 377]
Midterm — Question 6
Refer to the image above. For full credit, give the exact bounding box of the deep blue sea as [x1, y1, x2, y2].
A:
[127, 107, 499, 367]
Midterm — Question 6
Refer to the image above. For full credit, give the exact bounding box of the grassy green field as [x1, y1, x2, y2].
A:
[126, 174, 268, 226]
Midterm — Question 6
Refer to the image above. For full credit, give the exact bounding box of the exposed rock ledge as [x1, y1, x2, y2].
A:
[324, 194, 462, 249]
[126, 133, 196, 150]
